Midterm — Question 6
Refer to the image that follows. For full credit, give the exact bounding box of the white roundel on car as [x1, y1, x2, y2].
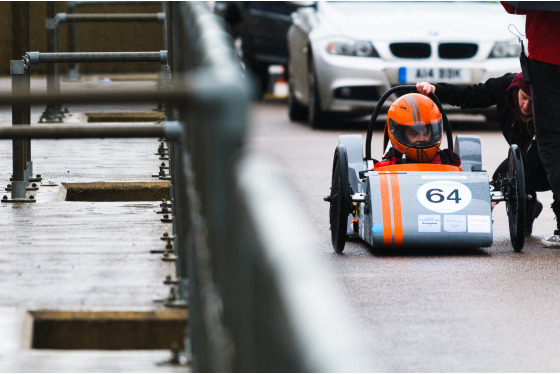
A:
[416, 180, 472, 213]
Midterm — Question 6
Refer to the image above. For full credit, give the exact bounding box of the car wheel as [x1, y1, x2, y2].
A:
[252, 63, 269, 100]
[327, 145, 351, 253]
[308, 60, 330, 129]
[288, 80, 308, 122]
[505, 144, 527, 252]
[232, 23, 267, 100]
[232, 23, 249, 75]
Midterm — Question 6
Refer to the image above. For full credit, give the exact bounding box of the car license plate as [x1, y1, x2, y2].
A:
[399, 67, 471, 83]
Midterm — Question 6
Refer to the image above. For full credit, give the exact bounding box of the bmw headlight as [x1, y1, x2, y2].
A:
[489, 41, 521, 58]
[326, 39, 379, 57]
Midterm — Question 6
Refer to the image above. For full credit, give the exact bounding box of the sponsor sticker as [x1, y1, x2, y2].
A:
[468, 215, 491, 233]
[444, 215, 467, 232]
[418, 215, 441, 232]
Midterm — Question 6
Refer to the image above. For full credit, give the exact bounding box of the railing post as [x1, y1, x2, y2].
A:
[65, 2, 80, 80]
[41, 2, 65, 123]
[9, 2, 33, 202]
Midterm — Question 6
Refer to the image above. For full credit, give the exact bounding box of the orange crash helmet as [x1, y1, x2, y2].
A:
[386, 93, 443, 162]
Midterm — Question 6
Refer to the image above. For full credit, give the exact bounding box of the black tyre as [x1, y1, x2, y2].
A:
[288, 81, 308, 122]
[232, 23, 267, 100]
[328, 146, 351, 253]
[252, 63, 269, 100]
[308, 58, 330, 129]
[232, 23, 250, 75]
[505, 144, 527, 252]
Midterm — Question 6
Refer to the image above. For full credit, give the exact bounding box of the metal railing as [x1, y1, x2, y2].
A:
[26, 51, 167, 65]
[8, 48, 167, 201]
[64, 1, 165, 80]
[2, 1, 383, 371]
[41, 2, 167, 123]
[56, 12, 165, 23]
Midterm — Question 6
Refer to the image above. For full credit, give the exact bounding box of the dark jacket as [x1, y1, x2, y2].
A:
[436, 73, 549, 192]
[434, 73, 534, 147]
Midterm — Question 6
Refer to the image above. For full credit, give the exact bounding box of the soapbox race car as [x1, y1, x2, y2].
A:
[325, 85, 528, 253]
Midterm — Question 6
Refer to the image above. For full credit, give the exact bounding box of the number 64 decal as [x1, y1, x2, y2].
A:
[426, 188, 461, 204]
[417, 181, 472, 213]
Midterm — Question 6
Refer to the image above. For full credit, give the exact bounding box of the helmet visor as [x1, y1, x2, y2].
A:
[389, 118, 443, 148]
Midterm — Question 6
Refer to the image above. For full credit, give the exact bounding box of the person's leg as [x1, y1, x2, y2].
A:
[529, 59, 560, 243]
[525, 191, 543, 236]
[490, 157, 542, 223]
[542, 195, 560, 247]
[523, 144, 546, 235]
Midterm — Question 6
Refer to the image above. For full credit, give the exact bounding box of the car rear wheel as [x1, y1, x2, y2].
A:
[327, 145, 351, 253]
[505, 144, 527, 252]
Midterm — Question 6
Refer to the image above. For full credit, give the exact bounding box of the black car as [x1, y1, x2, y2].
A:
[214, 1, 309, 97]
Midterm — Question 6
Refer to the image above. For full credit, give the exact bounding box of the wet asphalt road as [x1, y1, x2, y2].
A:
[246, 101, 560, 372]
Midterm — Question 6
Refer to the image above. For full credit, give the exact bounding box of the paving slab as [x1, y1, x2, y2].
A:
[0, 76, 189, 372]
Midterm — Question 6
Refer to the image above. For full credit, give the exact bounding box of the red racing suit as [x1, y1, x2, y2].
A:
[374, 147, 461, 169]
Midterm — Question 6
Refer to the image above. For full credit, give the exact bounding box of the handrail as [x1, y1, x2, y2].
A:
[56, 12, 165, 23]
[0, 123, 181, 140]
[26, 51, 168, 65]
[63, 1, 165, 80]
[3, 2, 385, 371]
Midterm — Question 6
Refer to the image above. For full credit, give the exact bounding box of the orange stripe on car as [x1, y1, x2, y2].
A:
[378, 171, 404, 248]
[378, 172, 392, 246]
[389, 172, 403, 247]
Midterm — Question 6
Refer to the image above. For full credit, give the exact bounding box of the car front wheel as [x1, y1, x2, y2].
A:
[232, 23, 267, 100]
[288, 80, 308, 122]
[308, 60, 330, 129]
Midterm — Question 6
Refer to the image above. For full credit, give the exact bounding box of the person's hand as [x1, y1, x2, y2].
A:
[416, 82, 436, 96]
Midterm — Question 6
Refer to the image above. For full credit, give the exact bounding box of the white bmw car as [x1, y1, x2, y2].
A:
[287, 1, 526, 128]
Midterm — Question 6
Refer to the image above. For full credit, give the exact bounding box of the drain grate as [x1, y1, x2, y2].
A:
[86, 112, 164, 123]
[61, 182, 170, 202]
[30, 310, 187, 350]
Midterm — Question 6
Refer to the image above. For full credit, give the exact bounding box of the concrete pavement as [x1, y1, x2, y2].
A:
[0, 75, 188, 372]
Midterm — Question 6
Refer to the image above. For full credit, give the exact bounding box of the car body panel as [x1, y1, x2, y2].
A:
[338, 133, 493, 249]
[361, 170, 493, 248]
